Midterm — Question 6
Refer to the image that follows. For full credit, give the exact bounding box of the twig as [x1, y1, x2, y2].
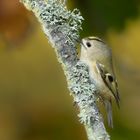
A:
[20, 0, 110, 139]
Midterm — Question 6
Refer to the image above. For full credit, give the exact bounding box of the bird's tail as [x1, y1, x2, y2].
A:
[105, 100, 113, 128]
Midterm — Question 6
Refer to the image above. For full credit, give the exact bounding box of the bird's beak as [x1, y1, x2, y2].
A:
[76, 38, 87, 49]
[76, 38, 82, 44]
[81, 39, 87, 49]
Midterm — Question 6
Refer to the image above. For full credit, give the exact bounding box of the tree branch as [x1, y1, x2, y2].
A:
[20, 0, 110, 139]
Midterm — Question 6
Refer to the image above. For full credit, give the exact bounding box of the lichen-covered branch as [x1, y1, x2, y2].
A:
[20, 0, 110, 139]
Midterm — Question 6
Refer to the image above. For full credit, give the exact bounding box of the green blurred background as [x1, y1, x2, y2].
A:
[0, 0, 140, 140]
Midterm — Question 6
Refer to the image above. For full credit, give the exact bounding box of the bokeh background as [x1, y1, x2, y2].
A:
[0, 0, 140, 140]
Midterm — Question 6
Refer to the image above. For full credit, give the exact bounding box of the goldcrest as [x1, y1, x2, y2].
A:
[80, 36, 120, 128]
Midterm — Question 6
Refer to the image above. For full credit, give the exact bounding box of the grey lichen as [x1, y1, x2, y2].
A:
[20, 0, 110, 140]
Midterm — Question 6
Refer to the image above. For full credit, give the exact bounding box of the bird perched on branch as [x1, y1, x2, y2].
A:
[80, 36, 120, 128]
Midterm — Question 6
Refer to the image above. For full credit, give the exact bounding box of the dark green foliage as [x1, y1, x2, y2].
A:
[76, 0, 139, 36]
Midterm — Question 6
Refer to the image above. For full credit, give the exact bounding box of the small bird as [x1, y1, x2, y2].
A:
[80, 36, 120, 128]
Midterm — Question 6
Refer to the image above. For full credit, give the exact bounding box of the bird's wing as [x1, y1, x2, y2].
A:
[96, 61, 120, 108]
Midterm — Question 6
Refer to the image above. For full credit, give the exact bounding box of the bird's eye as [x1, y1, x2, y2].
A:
[86, 42, 91, 47]
[108, 75, 114, 82]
